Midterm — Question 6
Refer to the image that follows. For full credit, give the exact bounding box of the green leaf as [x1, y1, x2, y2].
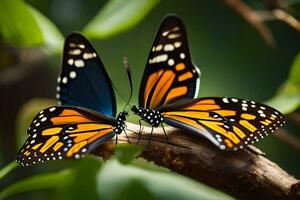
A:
[131, 158, 169, 173]
[114, 144, 143, 164]
[0, 169, 72, 199]
[83, 0, 160, 39]
[266, 93, 300, 114]
[0, 156, 102, 199]
[0, 0, 43, 46]
[16, 98, 56, 148]
[266, 53, 300, 114]
[27, 4, 64, 53]
[0, 0, 63, 52]
[55, 156, 102, 200]
[97, 160, 235, 200]
[288, 53, 300, 84]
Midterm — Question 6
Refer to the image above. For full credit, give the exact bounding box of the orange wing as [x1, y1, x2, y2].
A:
[161, 97, 285, 150]
[139, 15, 200, 110]
[16, 106, 116, 166]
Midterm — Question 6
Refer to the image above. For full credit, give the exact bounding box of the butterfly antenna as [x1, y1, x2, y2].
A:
[110, 80, 128, 107]
[122, 56, 133, 112]
[109, 65, 131, 110]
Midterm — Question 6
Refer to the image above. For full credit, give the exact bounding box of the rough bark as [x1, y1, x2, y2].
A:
[94, 122, 300, 200]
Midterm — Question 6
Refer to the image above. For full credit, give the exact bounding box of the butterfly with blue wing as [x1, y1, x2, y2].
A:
[17, 33, 128, 166]
[131, 15, 285, 150]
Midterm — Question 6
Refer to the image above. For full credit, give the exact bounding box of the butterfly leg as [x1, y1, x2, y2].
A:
[123, 130, 131, 144]
[161, 124, 189, 149]
[136, 120, 143, 145]
[148, 126, 154, 145]
[115, 134, 118, 145]
[138, 120, 142, 134]
[161, 123, 170, 144]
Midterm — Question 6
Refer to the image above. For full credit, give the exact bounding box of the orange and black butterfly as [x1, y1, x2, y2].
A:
[131, 15, 285, 150]
[17, 33, 128, 166]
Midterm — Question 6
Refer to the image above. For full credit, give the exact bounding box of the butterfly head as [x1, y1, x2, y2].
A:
[114, 111, 128, 134]
[131, 105, 142, 115]
[131, 106, 163, 127]
[119, 111, 128, 120]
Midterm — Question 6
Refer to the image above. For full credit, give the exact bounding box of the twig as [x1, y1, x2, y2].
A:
[94, 122, 300, 200]
[273, 9, 300, 33]
[287, 113, 300, 126]
[257, 9, 300, 33]
[223, 0, 276, 47]
[274, 128, 300, 152]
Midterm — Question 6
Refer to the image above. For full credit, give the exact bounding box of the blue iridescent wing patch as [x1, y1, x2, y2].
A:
[57, 32, 116, 117]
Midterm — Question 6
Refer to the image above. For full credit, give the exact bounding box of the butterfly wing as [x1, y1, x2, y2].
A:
[57, 32, 116, 117]
[139, 15, 200, 110]
[161, 97, 285, 150]
[16, 106, 116, 166]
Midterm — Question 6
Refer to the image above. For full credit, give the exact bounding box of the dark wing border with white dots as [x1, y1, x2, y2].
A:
[16, 106, 116, 166]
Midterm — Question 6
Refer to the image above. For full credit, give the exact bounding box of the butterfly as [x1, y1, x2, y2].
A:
[131, 15, 285, 150]
[16, 33, 128, 166]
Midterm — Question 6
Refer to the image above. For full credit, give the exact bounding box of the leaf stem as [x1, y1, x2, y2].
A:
[0, 161, 19, 181]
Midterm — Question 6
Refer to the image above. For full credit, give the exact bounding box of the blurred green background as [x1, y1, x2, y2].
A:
[0, 0, 300, 199]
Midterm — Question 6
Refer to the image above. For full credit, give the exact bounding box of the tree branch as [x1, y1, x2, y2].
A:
[223, 0, 276, 47]
[94, 122, 300, 200]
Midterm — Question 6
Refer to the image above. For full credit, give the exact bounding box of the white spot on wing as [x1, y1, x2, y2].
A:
[75, 154, 80, 159]
[231, 98, 238, 102]
[168, 33, 180, 39]
[222, 98, 229, 103]
[69, 49, 81, 55]
[174, 41, 182, 48]
[180, 53, 185, 59]
[41, 117, 47, 122]
[69, 43, 76, 47]
[68, 59, 74, 65]
[151, 54, 168, 63]
[74, 60, 84, 67]
[172, 26, 180, 31]
[155, 45, 163, 51]
[164, 44, 174, 51]
[168, 59, 175, 66]
[62, 77, 68, 84]
[69, 71, 77, 79]
[162, 31, 170, 36]
[260, 113, 266, 118]
[83, 53, 94, 59]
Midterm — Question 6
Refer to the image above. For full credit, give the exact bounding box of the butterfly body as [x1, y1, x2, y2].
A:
[131, 106, 163, 127]
[114, 111, 128, 133]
